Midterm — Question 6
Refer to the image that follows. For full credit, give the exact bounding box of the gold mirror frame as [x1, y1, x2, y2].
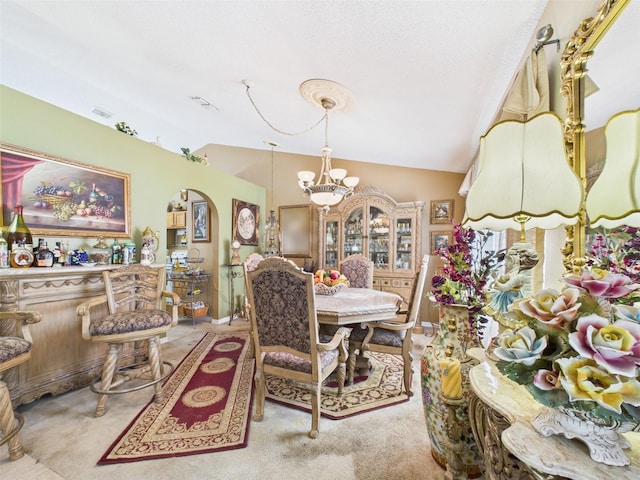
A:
[560, 0, 630, 272]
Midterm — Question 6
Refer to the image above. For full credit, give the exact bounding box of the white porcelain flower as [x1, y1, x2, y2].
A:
[493, 326, 548, 366]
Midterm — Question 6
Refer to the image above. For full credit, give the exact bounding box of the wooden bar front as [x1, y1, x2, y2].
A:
[0, 265, 135, 406]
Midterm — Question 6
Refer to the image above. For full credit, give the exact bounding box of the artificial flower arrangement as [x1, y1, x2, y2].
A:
[492, 267, 640, 425]
[431, 223, 505, 342]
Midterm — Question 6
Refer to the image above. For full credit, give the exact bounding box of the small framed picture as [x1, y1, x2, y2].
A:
[431, 199, 454, 224]
[431, 230, 453, 255]
[191, 201, 210, 242]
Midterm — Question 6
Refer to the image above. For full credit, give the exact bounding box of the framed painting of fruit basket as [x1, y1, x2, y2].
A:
[0, 143, 131, 237]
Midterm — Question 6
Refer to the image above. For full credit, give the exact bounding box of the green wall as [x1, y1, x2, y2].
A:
[0, 85, 265, 319]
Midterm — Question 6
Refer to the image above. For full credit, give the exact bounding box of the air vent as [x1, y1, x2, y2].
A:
[91, 106, 113, 119]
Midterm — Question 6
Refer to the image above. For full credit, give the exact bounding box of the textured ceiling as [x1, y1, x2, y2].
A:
[1, 1, 637, 174]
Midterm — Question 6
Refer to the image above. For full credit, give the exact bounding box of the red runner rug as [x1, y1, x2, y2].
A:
[98, 332, 254, 464]
[265, 351, 409, 419]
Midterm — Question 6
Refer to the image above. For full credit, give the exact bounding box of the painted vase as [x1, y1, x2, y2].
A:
[421, 302, 482, 478]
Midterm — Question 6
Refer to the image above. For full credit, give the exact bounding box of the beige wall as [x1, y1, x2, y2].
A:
[198, 143, 466, 266]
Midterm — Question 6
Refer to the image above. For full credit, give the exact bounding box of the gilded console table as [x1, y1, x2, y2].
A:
[467, 348, 640, 480]
[0, 265, 133, 406]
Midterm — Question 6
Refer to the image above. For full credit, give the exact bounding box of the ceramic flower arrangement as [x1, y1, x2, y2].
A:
[493, 267, 640, 425]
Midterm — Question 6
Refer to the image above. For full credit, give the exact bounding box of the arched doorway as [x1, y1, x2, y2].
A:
[165, 189, 220, 320]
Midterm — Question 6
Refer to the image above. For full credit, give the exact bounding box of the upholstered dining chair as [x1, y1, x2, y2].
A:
[245, 256, 351, 438]
[76, 264, 180, 417]
[347, 255, 429, 396]
[0, 311, 41, 461]
[339, 253, 374, 289]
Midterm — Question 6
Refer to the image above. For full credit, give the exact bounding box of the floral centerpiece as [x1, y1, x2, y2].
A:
[492, 266, 640, 465]
[431, 223, 505, 343]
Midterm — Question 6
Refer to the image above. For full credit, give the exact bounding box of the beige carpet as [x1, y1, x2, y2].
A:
[1, 320, 449, 480]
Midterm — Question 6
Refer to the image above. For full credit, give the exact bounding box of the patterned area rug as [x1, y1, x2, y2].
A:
[265, 352, 409, 419]
[98, 332, 254, 464]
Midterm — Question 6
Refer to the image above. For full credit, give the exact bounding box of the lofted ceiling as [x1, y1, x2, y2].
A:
[1, 1, 637, 174]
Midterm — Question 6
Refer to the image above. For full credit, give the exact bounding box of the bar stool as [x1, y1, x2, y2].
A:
[76, 265, 179, 417]
[0, 311, 41, 460]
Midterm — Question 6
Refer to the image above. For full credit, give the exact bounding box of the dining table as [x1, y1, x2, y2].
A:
[314, 287, 403, 325]
[314, 287, 403, 382]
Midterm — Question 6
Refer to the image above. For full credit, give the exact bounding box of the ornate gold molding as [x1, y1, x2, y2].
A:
[560, 0, 630, 271]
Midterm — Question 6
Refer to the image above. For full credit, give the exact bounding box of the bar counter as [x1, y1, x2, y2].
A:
[0, 264, 134, 406]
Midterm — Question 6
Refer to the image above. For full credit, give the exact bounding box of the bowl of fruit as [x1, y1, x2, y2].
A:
[313, 269, 350, 295]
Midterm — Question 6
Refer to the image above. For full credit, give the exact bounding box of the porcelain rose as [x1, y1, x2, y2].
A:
[493, 326, 547, 366]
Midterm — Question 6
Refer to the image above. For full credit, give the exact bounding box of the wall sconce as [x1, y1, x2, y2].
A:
[180, 189, 188, 202]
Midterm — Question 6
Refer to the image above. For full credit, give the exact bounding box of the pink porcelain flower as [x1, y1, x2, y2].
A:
[563, 268, 640, 299]
[568, 314, 640, 377]
[533, 369, 559, 391]
[556, 357, 640, 414]
[515, 288, 581, 329]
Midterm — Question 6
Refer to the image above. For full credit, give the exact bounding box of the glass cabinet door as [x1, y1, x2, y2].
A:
[368, 206, 390, 270]
[395, 217, 413, 271]
[343, 207, 364, 258]
[324, 220, 339, 268]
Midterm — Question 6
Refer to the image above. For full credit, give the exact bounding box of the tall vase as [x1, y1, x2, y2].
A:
[421, 302, 482, 478]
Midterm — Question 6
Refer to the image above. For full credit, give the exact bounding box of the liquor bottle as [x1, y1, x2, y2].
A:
[6, 205, 33, 253]
[35, 241, 54, 267]
[111, 238, 122, 264]
[53, 241, 61, 265]
[34, 238, 44, 256]
[10, 240, 34, 268]
[0, 236, 8, 268]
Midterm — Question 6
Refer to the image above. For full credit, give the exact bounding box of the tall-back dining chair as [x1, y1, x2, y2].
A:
[0, 311, 41, 461]
[76, 264, 180, 417]
[347, 255, 429, 396]
[339, 253, 374, 289]
[246, 256, 351, 438]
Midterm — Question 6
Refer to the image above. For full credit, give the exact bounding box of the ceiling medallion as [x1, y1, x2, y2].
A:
[299, 79, 356, 113]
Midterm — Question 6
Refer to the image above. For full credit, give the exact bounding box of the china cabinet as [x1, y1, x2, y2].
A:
[318, 186, 424, 309]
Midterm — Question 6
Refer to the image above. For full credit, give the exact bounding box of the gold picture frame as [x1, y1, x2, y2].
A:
[1, 143, 131, 237]
[431, 230, 452, 255]
[279, 204, 312, 257]
[430, 199, 454, 224]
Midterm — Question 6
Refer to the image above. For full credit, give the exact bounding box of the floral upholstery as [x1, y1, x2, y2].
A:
[340, 254, 374, 289]
[0, 337, 32, 363]
[244, 253, 265, 273]
[349, 326, 404, 348]
[264, 349, 339, 373]
[246, 256, 351, 438]
[88, 310, 173, 336]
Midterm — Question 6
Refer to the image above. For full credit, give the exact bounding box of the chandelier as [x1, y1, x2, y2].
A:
[244, 78, 359, 211]
[297, 96, 359, 210]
